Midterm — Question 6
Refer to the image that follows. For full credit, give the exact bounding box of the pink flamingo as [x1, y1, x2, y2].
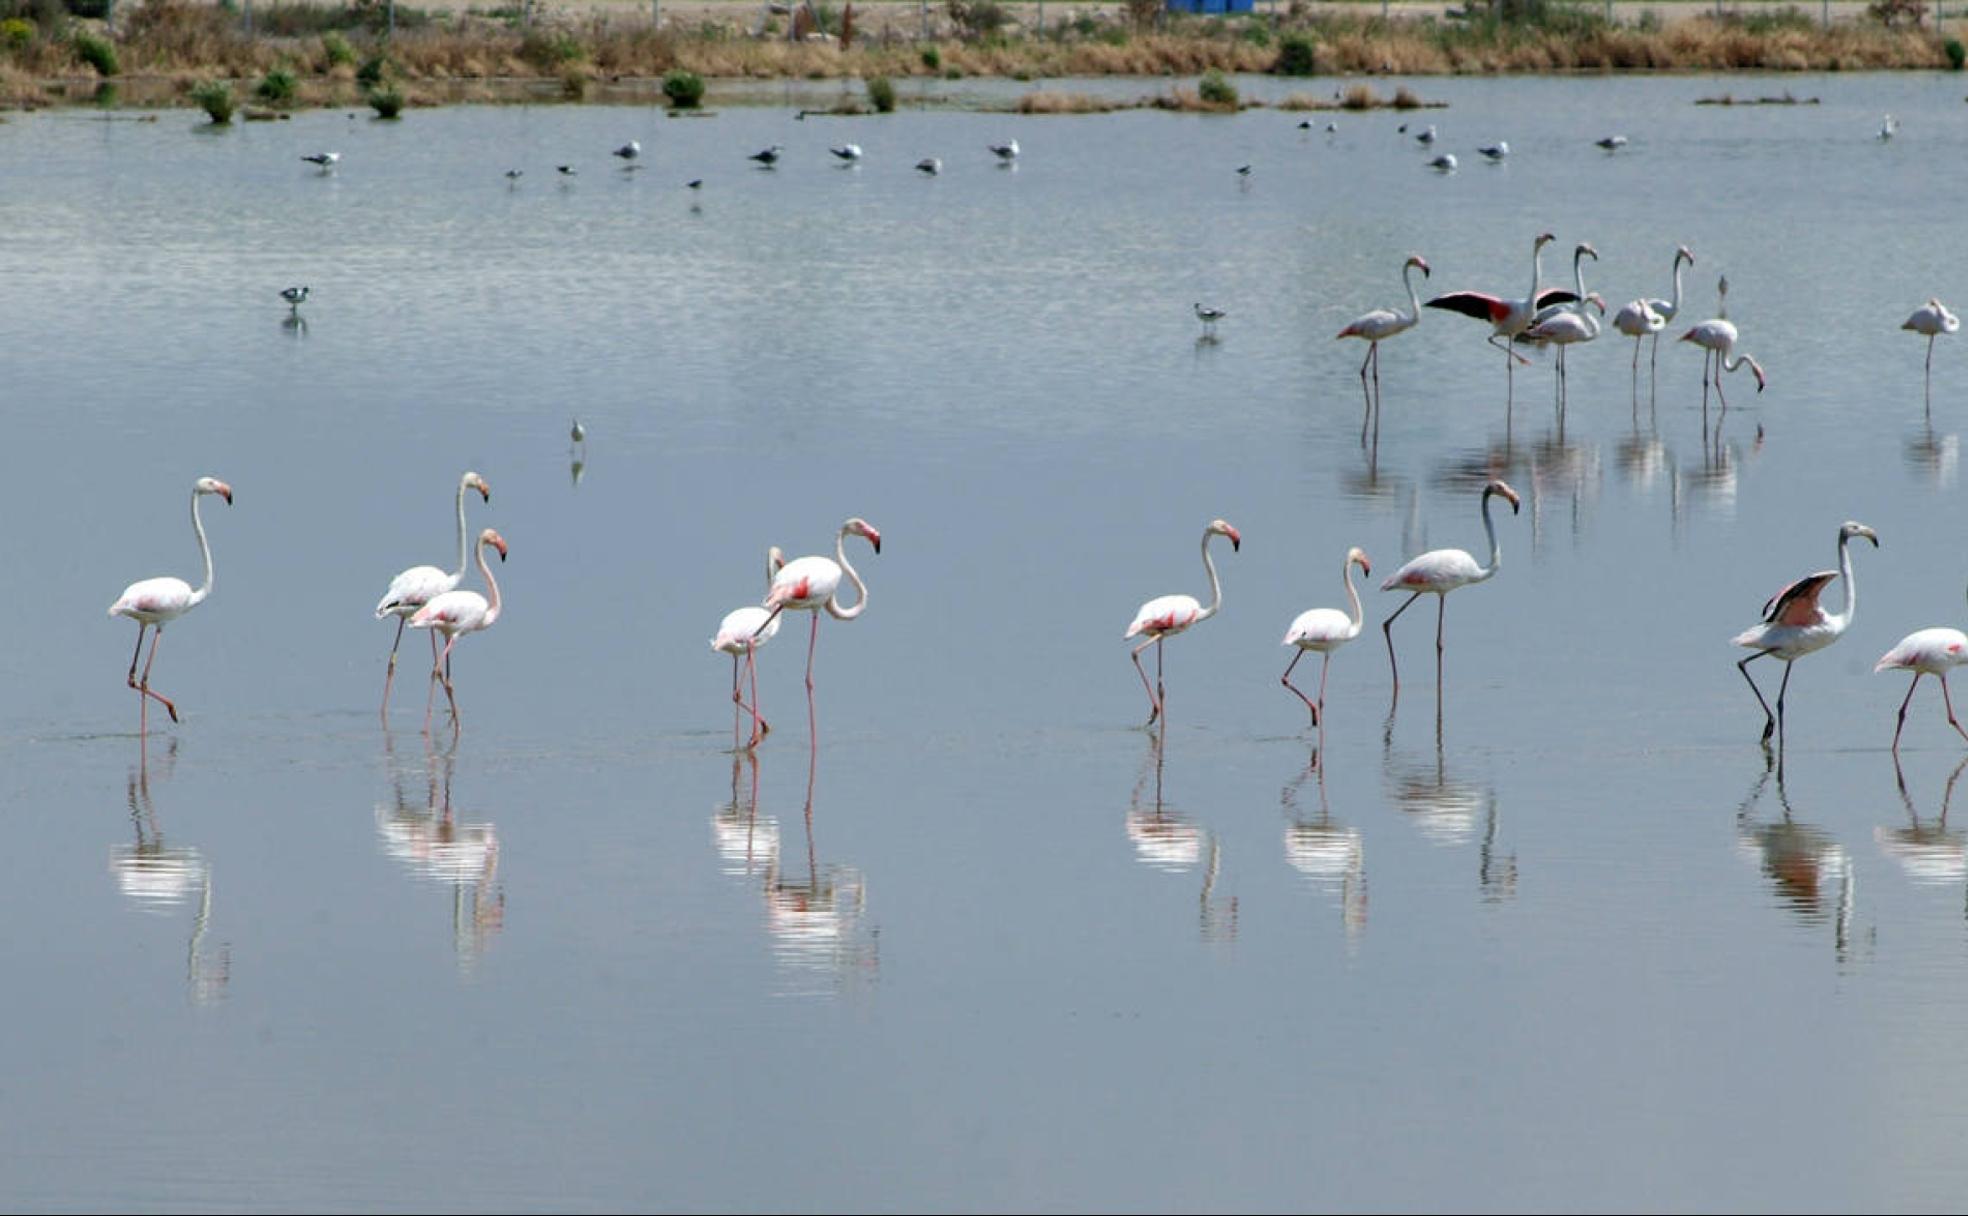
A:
[1733, 521, 1877, 746]
[1612, 244, 1693, 375]
[1903, 298, 1959, 403]
[1876, 606, 1968, 753]
[108, 476, 233, 728]
[1337, 255, 1429, 437]
[1380, 480, 1519, 701]
[1281, 546, 1371, 728]
[374, 471, 491, 717]
[754, 518, 882, 743]
[1524, 292, 1606, 411]
[1680, 317, 1766, 408]
[711, 546, 788, 751]
[1426, 232, 1574, 402]
[409, 528, 508, 730]
[1125, 519, 1241, 726]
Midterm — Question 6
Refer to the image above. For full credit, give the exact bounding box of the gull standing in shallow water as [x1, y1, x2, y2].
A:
[830, 144, 863, 162]
[988, 138, 1020, 162]
[915, 157, 942, 175]
[109, 477, 234, 729]
[301, 151, 340, 170]
[1193, 302, 1226, 336]
[1734, 521, 1878, 748]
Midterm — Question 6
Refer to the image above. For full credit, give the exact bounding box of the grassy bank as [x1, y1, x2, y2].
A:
[0, 0, 1957, 110]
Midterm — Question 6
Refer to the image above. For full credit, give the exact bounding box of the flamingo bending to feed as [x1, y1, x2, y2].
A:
[408, 528, 508, 729]
[1903, 298, 1959, 400]
[1380, 480, 1520, 701]
[712, 546, 788, 751]
[1680, 316, 1766, 407]
[1282, 547, 1371, 728]
[1734, 521, 1878, 746]
[375, 471, 491, 716]
[752, 518, 882, 745]
[1126, 519, 1241, 726]
[1612, 245, 1693, 374]
[109, 476, 233, 727]
[1876, 599, 1968, 753]
[1336, 254, 1429, 433]
[1426, 232, 1575, 402]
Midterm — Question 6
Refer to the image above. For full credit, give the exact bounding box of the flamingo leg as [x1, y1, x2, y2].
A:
[1927, 334, 1936, 411]
[1942, 672, 1968, 746]
[1738, 651, 1776, 742]
[1382, 592, 1422, 702]
[1773, 658, 1795, 747]
[1281, 649, 1318, 725]
[130, 625, 179, 725]
[1893, 672, 1923, 753]
[1131, 634, 1163, 725]
[437, 635, 462, 729]
[731, 652, 743, 751]
[1435, 595, 1448, 697]
[745, 646, 769, 748]
[1317, 652, 1331, 727]
[1156, 637, 1167, 725]
[805, 612, 820, 760]
[1358, 343, 1375, 445]
[381, 614, 407, 718]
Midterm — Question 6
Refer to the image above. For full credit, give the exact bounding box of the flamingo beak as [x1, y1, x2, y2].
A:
[1361, 558, 1373, 577]
[869, 529, 882, 554]
[1227, 526, 1242, 551]
[478, 483, 491, 503]
[216, 483, 234, 505]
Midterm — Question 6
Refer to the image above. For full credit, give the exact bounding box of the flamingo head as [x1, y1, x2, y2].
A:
[1534, 232, 1556, 250]
[1841, 521, 1879, 549]
[844, 517, 882, 554]
[767, 545, 787, 576]
[1747, 356, 1767, 393]
[1576, 242, 1599, 263]
[1406, 254, 1431, 277]
[1586, 292, 1607, 316]
[1485, 480, 1522, 514]
[1347, 546, 1371, 577]
[1677, 326, 1700, 345]
[196, 476, 233, 505]
[1208, 518, 1242, 552]
[479, 528, 509, 561]
[1676, 245, 1695, 267]
[464, 471, 491, 503]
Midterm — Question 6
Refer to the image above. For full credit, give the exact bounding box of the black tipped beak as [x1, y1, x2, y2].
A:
[872, 536, 882, 555]
[1231, 537, 1241, 552]
[221, 490, 234, 505]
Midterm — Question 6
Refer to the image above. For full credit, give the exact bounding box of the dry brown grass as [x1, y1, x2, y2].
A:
[1016, 89, 1120, 113]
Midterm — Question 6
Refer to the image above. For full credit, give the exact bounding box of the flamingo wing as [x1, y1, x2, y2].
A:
[1761, 571, 1837, 626]
[1533, 288, 1579, 310]
[1425, 291, 1509, 323]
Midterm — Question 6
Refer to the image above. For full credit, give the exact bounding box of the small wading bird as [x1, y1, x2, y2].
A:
[915, 157, 942, 175]
[749, 145, 784, 167]
[1427, 153, 1457, 173]
[1414, 124, 1438, 145]
[504, 168, 523, 182]
[1336, 254, 1429, 437]
[570, 418, 586, 449]
[1281, 547, 1372, 729]
[557, 165, 577, 177]
[1879, 114, 1899, 141]
[1126, 519, 1240, 727]
[1903, 298, 1960, 401]
[280, 285, 309, 313]
[1194, 302, 1227, 335]
[301, 151, 340, 169]
[374, 472, 492, 717]
[830, 144, 863, 162]
[1236, 163, 1253, 179]
[108, 477, 233, 728]
[1426, 232, 1574, 402]
[752, 518, 882, 749]
[1596, 134, 1628, 150]
[711, 547, 788, 751]
[1876, 593, 1968, 753]
[613, 140, 641, 160]
[1734, 521, 1878, 747]
[988, 138, 1019, 162]
[409, 528, 508, 730]
[1380, 480, 1519, 703]
[1612, 244, 1693, 375]
[1478, 140, 1509, 161]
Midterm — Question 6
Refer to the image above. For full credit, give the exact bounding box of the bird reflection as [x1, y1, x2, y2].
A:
[281, 314, 308, 338]
[712, 750, 778, 878]
[1876, 755, 1968, 889]
[1124, 733, 1238, 940]
[1280, 751, 1366, 942]
[758, 752, 878, 995]
[374, 732, 505, 974]
[1904, 417, 1959, 490]
[111, 735, 230, 1004]
[1735, 755, 1854, 958]
[1382, 733, 1514, 900]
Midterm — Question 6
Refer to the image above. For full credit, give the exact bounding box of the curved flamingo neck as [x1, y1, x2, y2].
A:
[1667, 253, 1687, 318]
[1399, 261, 1423, 326]
[826, 526, 869, 621]
[1721, 348, 1755, 374]
[1195, 528, 1226, 624]
[1832, 532, 1860, 629]
[1525, 241, 1546, 312]
[1477, 491, 1505, 581]
[450, 476, 473, 581]
[1569, 249, 1591, 310]
[1341, 556, 1364, 638]
[477, 538, 503, 626]
[188, 488, 215, 607]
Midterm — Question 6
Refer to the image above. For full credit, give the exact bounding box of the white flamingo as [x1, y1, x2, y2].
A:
[1427, 232, 1574, 402]
[712, 546, 788, 751]
[1126, 519, 1241, 726]
[1524, 292, 1607, 411]
[1380, 480, 1520, 701]
[1876, 594, 1968, 754]
[1337, 254, 1429, 435]
[374, 472, 491, 716]
[108, 477, 233, 728]
[754, 518, 882, 748]
[409, 528, 509, 730]
[1681, 316, 1766, 407]
[1904, 297, 1960, 401]
[1282, 547, 1372, 728]
[1734, 521, 1878, 747]
[1612, 244, 1693, 374]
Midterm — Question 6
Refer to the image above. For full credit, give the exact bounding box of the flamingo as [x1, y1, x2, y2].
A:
[1612, 244, 1693, 375]
[1876, 600, 1968, 754]
[711, 546, 789, 751]
[374, 471, 492, 717]
[408, 528, 509, 730]
[1281, 547, 1372, 728]
[1194, 302, 1226, 335]
[1336, 254, 1429, 436]
[1380, 480, 1520, 701]
[1524, 292, 1607, 411]
[1903, 297, 1959, 402]
[1734, 521, 1878, 747]
[1125, 519, 1241, 726]
[1680, 316, 1766, 407]
[1426, 232, 1575, 403]
[108, 477, 233, 728]
[752, 518, 881, 746]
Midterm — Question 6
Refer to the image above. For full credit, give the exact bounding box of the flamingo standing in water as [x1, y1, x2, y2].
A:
[1733, 521, 1878, 747]
[753, 518, 882, 747]
[1612, 244, 1693, 375]
[108, 476, 233, 729]
[1903, 298, 1960, 403]
[374, 471, 491, 717]
[711, 546, 788, 751]
[1681, 316, 1766, 407]
[1380, 480, 1519, 702]
[1282, 547, 1372, 729]
[1337, 254, 1429, 439]
[409, 529, 508, 731]
[1126, 519, 1241, 726]
[1426, 232, 1574, 403]
[1876, 596, 1968, 753]
[1524, 292, 1607, 412]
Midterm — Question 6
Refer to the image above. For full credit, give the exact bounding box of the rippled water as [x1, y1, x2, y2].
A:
[5, 72, 1968, 1210]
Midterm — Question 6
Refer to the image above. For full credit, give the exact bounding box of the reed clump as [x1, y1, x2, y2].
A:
[1016, 88, 1118, 113]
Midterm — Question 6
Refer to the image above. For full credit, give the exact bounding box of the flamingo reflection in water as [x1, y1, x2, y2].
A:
[374, 733, 505, 973]
[1876, 756, 1968, 891]
[111, 736, 230, 1004]
[1735, 757, 1855, 960]
[1123, 734, 1238, 941]
[711, 750, 778, 879]
[1280, 752, 1366, 944]
[1383, 733, 1515, 901]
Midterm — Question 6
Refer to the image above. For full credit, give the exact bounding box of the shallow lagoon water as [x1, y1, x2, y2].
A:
[5, 73, 1968, 1210]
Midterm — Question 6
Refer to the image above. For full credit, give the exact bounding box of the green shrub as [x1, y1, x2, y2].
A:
[356, 52, 388, 86]
[1948, 37, 1965, 69]
[191, 79, 235, 123]
[1240, 20, 1271, 46]
[1274, 31, 1315, 74]
[321, 30, 356, 67]
[866, 74, 895, 112]
[1198, 67, 1237, 107]
[920, 44, 940, 69]
[73, 29, 118, 76]
[661, 67, 704, 107]
[0, 17, 34, 53]
[256, 66, 298, 104]
[368, 84, 403, 116]
[519, 28, 581, 69]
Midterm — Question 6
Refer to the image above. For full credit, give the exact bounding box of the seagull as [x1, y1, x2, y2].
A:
[570, 417, 586, 447]
[686, 178, 703, 189]
[988, 138, 1020, 161]
[1324, 121, 1337, 134]
[749, 145, 784, 167]
[301, 152, 340, 169]
[1297, 119, 1312, 130]
[1596, 134, 1629, 150]
[504, 168, 524, 181]
[915, 157, 942, 175]
[830, 143, 863, 161]
[1235, 163, 1253, 178]
[1428, 153, 1458, 172]
[1478, 140, 1509, 161]
[557, 164, 577, 176]
[280, 285, 310, 312]
[1415, 124, 1438, 145]
[1879, 114, 1899, 140]
[613, 140, 641, 159]
[1194, 302, 1226, 334]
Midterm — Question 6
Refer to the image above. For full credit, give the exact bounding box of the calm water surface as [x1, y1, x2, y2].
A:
[5, 72, 1968, 1211]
